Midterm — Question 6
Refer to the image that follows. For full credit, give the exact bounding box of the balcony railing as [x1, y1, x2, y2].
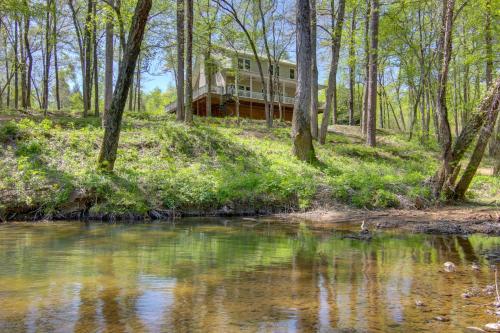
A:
[165, 85, 296, 112]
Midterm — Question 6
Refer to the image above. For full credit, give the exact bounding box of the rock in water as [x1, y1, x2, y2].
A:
[444, 261, 456, 272]
[485, 323, 500, 332]
[415, 299, 425, 307]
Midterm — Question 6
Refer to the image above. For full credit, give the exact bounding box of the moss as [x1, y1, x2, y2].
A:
[0, 112, 497, 217]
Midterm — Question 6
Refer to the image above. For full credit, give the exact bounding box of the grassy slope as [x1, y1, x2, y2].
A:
[0, 112, 498, 219]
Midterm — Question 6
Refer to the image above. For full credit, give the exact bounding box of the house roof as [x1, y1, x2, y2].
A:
[211, 46, 296, 68]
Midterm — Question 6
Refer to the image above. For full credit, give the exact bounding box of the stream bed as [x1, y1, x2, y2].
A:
[1, 218, 499, 332]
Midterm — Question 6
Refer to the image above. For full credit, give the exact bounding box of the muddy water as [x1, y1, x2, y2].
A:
[1, 219, 499, 333]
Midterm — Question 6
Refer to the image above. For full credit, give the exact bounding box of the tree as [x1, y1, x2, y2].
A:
[176, 0, 185, 121]
[215, 0, 273, 128]
[83, 0, 93, 115]
[432, 0, 456, 197]
[365, 0, 379, 147]
[319, 0, 346, 144]
[184, 0, 193, 123]
[348, 5, 357, 126]
[98, 0, 152, 171]
[104, 1, 114, 114]
[92, 0, 98, 116]
[292, 0, 315, 162]
[310, 0, 318, 138]
[453, 78, 500, 198]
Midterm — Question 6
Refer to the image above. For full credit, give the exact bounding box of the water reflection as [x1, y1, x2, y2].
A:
[0, 220, 499, 332]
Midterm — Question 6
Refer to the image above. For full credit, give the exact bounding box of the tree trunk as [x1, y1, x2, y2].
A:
[453, 78, 500, 199]
[5, 34, 10, 108]
[83, 0, 93, 116]
[93, 0, 99, 116]
[432, 0, 456, 197]
[104, 1, 114, 114]
[184, 0, 193, 123]
[258, 0, 275, 127]
[24, 9, 33, 108]
[361, 0, 370, 135]
[53, 0, 60, 110]
[20, 18, 26, 109]
[292, 0, 316, 162]
[310, 0, 318, 138]
[318, 0, 345, 144]
[136, 59, 141, 111]
[366, 0, 379, 147]
[68, 0, 86, 114]
[43, 1, 52, 114]
[348, 6, 357, 126]
[493, 117, 500, 175]
[176, 0, 185, 121]
[98, 0, 152, 171]
[14, 19, 19, 110]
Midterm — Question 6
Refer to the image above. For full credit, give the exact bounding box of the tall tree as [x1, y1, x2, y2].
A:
[92, 0, 98, 116]
[365, 0, 379, 147]
[53, 0, 60, 110]
[98, 0, 152, 171]
[453, 78, 500, 198]
[319, 0, 346, 144]
[185, 0, 194, 123]
[104, 1, 114, 114]
[22, 4, 32, 109]
[42, 0, 52, 113]
[310, 0, 319, 138]
[176, 0, 185, 121]
[361, 0, 370, 136]
[215, 0, 273, 128]
[83, 0, 93, 116]
[292, 0, 315, 162]
[348, 5, 357, 126]
[14, 18, 19, 110]
[432, 0, 456, 196]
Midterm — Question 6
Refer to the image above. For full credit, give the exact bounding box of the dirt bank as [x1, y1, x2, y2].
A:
[278, 204, 500, 235]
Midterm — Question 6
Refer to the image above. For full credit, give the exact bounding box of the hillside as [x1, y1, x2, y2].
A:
[0, 112, 498, 220]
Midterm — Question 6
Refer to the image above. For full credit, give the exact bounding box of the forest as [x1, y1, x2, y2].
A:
[0, 0, 498, 220]
[1, 1, 500, 331]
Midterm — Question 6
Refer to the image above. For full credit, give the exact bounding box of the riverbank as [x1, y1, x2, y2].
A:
[1, 110, 498, 222]
[278, 204, 500, 235]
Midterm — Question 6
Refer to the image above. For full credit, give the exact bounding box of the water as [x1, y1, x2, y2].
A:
[0, 219, 499, 332]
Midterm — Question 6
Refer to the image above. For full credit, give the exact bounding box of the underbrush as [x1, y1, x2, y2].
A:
[0, 112, 497, 219]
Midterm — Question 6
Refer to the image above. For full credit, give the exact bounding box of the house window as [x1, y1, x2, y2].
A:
[238, 58, 251, 71]
[290, 68, 295, 79]
[270, 65, 280, 76]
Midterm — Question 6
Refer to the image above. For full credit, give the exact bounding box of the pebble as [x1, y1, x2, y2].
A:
[434, 316, 450, 322]
[444, 261, 456, 272]
[415, 300, 425, 307]
[485, 323, 500, 332]
[465, 327, 487, 333]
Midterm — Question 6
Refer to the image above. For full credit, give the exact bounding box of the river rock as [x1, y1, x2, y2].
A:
[444, 262, 456, 272]
[484, 323, 500, 332]
[434, 316, 450, 322]
[415, 300, 425, 307]
[465, 327, 487, 333]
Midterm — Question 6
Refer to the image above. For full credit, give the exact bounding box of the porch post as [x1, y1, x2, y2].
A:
[250, 76, 253, 96]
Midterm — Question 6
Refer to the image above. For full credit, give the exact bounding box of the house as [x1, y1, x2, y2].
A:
[165, 48, 326, 121]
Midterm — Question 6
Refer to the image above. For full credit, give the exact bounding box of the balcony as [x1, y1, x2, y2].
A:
[165, 85, 296, 112]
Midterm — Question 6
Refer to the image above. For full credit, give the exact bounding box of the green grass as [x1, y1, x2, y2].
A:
[0, 111, 498, 219]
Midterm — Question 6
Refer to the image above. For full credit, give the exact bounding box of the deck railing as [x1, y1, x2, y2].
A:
[165, 85, 296, 112]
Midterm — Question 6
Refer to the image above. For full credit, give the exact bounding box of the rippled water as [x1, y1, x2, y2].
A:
[1, 219, 499, 332]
